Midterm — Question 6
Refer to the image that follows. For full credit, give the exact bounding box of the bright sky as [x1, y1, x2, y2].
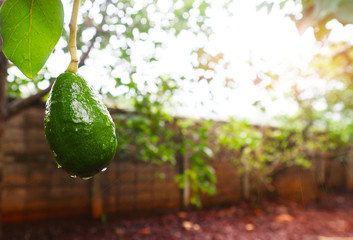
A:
[157, 0, 318, 123]
[7, 0, 353, 124]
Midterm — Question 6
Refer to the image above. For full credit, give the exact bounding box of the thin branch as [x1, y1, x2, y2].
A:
[4, 80, 55, 121]
[78, 33, 98, 68]
[5, 87, 130, 121]
[5, 82, 133, 121]
[108, 107, 129, 115]
[78, 0, 110, 68]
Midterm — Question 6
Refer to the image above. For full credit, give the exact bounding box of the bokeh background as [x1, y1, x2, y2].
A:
[3, 0, 353, 239]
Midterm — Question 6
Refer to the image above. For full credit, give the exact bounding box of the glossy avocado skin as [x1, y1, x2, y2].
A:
[44, 72, 117, 178]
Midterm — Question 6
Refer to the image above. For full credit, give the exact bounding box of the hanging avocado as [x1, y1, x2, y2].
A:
[44, 72, 118, 179]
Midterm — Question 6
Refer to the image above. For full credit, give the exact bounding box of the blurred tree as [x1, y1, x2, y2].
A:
[217, 118, 310, 201]
[2, 0, 353, 232]
[257, 0, 353, 40]
[309, 42, 353, 149]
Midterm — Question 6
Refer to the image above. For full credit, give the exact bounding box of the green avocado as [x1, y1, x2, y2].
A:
[44, 72, 117, 179]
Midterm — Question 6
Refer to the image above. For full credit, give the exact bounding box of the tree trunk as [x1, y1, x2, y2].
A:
[0, 35, 8, 240]
[0, 0, 8, 233]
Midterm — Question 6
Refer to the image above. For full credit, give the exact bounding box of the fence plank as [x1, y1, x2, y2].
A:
[91, 174, 104, 219]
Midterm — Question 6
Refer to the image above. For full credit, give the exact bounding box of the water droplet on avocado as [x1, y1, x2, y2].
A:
[82, 176, 93, 180]
[101, 167, 107, 172]
[56, 161, 61, 168]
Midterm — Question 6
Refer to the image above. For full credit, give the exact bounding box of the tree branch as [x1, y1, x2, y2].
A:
[5, 79, 133, 121]
[0, 45, 8, 122]
[4, 80, 54, 121]
[78, 33, 98, 68]
[78, 0, 110, 69]
[0, 21, 8, 240]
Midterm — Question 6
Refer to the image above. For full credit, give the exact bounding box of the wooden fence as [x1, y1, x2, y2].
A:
[2, 105, 352, 223]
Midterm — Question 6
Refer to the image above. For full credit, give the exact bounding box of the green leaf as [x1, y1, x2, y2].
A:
[0, 0, 64, 79]
[335, 0, 353, 25]
[296, 0, 353, 39]
[256, 2, 274, 14]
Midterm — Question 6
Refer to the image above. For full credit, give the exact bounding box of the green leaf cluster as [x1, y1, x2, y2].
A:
[257, 0, 353, 40]
[113, 75, 216, 207]
[217, 118, 312, 196]
[175, 119, 216, 207]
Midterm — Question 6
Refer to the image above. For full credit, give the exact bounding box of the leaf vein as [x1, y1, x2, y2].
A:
[9, 34, 29, 60]
[6, 14, 30, 42]
[1, 0, 21, 22]
[36, 0, 55, 36]
[28, 0, 35, 76]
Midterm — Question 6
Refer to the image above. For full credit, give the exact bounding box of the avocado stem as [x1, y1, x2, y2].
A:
[66, 0, 81, 73]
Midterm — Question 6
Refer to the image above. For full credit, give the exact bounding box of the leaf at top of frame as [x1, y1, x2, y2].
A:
[0, 0, 64, 79]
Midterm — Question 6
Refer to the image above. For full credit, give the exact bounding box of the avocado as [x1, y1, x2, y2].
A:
[44, 72, 118, 179]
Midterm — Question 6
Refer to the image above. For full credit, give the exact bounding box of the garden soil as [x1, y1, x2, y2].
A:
[5, 193, 353, 240]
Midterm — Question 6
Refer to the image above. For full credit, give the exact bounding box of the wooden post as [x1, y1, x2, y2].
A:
[182, 153, 190, 208]
[175, 121, 190, 209]
[346, 149, 353, 190]
[316, 152, 326, 185]
[241, 156, 250, 201]
[91, 174, 104, 219]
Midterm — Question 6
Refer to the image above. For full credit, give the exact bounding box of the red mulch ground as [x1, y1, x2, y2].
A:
[5, 193, 353, 240]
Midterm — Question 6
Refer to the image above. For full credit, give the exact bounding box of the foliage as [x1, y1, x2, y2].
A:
[257, 0, 353, 40]
[175, 119, 216, 207]
[0, 0, 64, 78]
[1, 0, 217, 205]
[297, 0, 353, 40]
[114, 74, 216, 207]
[75, 0, 218, 205]
[217, 118, 311, 199]
[4, 0, 213, 97]
[114, 76, 178, 164]
[4, 0, 353, 203]
[254, 0, 353, 161]
[308, 42, 353, 151]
